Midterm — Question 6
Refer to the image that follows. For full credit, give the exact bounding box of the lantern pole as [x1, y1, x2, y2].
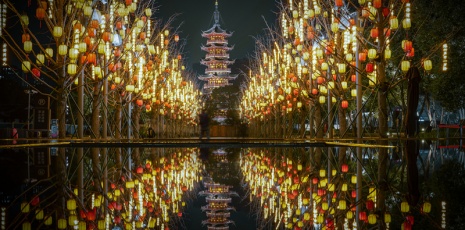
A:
[77, 70, 84, 203]
[355, 13, 364, 228]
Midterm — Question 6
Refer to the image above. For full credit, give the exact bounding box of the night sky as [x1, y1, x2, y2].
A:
[154, 0, 280, 68]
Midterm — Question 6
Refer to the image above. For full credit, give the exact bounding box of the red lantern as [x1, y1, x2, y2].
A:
[370, 28, 378, 38]
[351, 74, 356, 82]
[341, 163, 349, 172]
[373, 0, 382, 8]
[403, 221, 412, 230]
[22, 33, 31, 43]
[406, 215, 414, 225]
[136, 166, 143, 174]
[102, 31, 112, 42]
[139, 32, 146, 40]
[359, 211, 367, 221]
[36, 8, 46, 21]
[116, 21, 123, 30]
[87, 53, 97, 66]
[359, 51, 367, 62]
[366, 199, 374, 210]
[406, 47, 415, 57]
[335, 0, 343, 7]
[317, 189, 325, 196]
[351, 190, 357, 198]
[31, 196, 40, 206]
[312, 177, 319, 184]
[366, 62, 374, 73]
[317, 77, 325, 84]
[312, 88, 318, 95]
[31, 68, 40, 78]
[136, 99, 143, 107]
[382, 8, 390, 17]
[341, 100, 349, 109]
[403, 40, 413, 52]
[145, 104, 151, 111]
[125, 0, 132, 6]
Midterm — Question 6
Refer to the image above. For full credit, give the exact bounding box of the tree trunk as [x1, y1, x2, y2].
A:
[91, 82, 102, 192]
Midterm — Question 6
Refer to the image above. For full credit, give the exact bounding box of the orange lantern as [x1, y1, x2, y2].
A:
[136, 99, 143, 107]
[373, 0, 381, 8]
[102, 31, 112, 42]
[341, 100, 349, 109]
[335, 0, 343, 7]
[36, 8, 46, 21]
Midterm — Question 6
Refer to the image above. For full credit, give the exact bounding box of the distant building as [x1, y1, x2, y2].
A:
[198, 0, 237, 94]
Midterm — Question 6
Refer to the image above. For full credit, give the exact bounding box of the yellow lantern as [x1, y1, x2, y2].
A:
[145, 8, 152, 17]
[338, 200, 346, 210]
[322, 201, 329, 210]
[317, 214, 324, 224]
[21, 14, 29, 26]
[401, 60, 410, 72]
[58, 44, 68, 56]
[79, 42, 87, 53]
[351, 175, 357, 184]
[423, 59, 432, 71]
[319, 169, 326, 177]
[67, 63, 77, 76]
[390, 16, 398, 30]
[402, 18, 411, 29]
[345, 53, 353, 62]
[346, 211, 354, 219]
[57, 218, 67, 229]
[98, 220, 105, 229]
[148, 218, 156, 228]
[384, 212, 392, 223]
[66, 199, 76, 211]
[321, 62, 328, 71]
[36, 53, 45, 66]
[126, 180, 135, 188]
[368, 213, 377, 224]
[69, 48, 79, 60]
[53, 26, 63, 38]
[328, 183, 335, 192]
[401, 201, 410, 213]
[304, 212, 310, 221]
[24, 41, 32, 53]
[338, 63, 346, 73]
[35, 209, 44, 220]
[351, 89, 357, 98]
[22, 222, 31, 230]
[423, 201, 432, 213]
[68, 215, 77, 226]
[83, 5, 92, 16]
[44, 215, 53, 225]
[45, 47, 53, 58]
[385, 49, 392, 59]
[319, 96, 326, 104]
[341, 81, 347, 90]
[341, 183, 348, 192]
[126, 85, 135, 92]
[368, 48, 377, 59]
[78, 221, 86, 230]
[22, 61, 31, 73]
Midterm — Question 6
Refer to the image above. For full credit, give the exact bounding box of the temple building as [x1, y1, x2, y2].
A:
[198, 0, 237, 94]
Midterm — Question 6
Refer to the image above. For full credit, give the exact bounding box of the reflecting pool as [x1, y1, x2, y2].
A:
[0, 140, 464, 229]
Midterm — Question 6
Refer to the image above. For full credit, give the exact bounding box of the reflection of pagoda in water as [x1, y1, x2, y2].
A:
[198, 0, 238, 94]
[200, 177, 237, 229]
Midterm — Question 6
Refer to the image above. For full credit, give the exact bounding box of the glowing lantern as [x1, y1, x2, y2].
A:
[36, 7, 46, 21]
[385, 49, 392, 59]
[384, 212, 392, 223]
[98, 220, 105, 229]
[351, 175, 357, 184]
[322, 202, 329, 210]
[359, 211, 367, 221]
[22, 61, 31, 73]
[370, 27, 378, 38]
[319, 96, 326, 104]
[68, 215, 77, 226]
[335, 0, 343, 7]
[319, 169, 326, 177]
[69, 48, 78, 60]
[401, 60, 410, 72]
[67, 64, 77, 76]
[57, 218, 67, 229]
[36, 53, 45, 66]
[53, 26, 63, 38]
[58, 44, 68, 56]
[45, 47, 53, 59]
[390, 16, 399, 29]
[22, 33, 30, 43]
[359, 51, 367, 62]
[423, 59, 432, 71]
[368, 213, 377, 224]
[31, 68, 40, 78]
[67, 199, 76, 210]
[35, 209, 44, 220]
[341, 100, 349, 109]
[338, 63, 346, 73]
[401, 201, 410, 212]
[44, 216, 52, 225]
[22, 222, 31, 230]
[24, 41, 32, 53]
[341, 183, 348, 192]
[422, 201, 431, 213]
[368, 49, 377, 59]
[351, 89, 357, 98]
[366, 62, 374, 73]
[338, 200, 346, 210]
[346, 211, 354, 219]
[78, 221, 86, 230]
[403, 18, 411, 29]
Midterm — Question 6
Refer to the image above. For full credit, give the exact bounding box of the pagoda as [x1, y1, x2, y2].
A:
[198, 0, 238, 94]
[199, 177, 238, 229]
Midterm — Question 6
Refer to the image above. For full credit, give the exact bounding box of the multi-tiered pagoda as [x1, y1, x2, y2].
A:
[199, 178, 238, 229]
[198, 1, 238, 94]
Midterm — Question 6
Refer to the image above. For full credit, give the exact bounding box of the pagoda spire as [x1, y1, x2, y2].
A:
[214, 0, 220, 25]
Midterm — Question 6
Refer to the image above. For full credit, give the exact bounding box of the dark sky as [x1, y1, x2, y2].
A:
[154, 0, 280, 68]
